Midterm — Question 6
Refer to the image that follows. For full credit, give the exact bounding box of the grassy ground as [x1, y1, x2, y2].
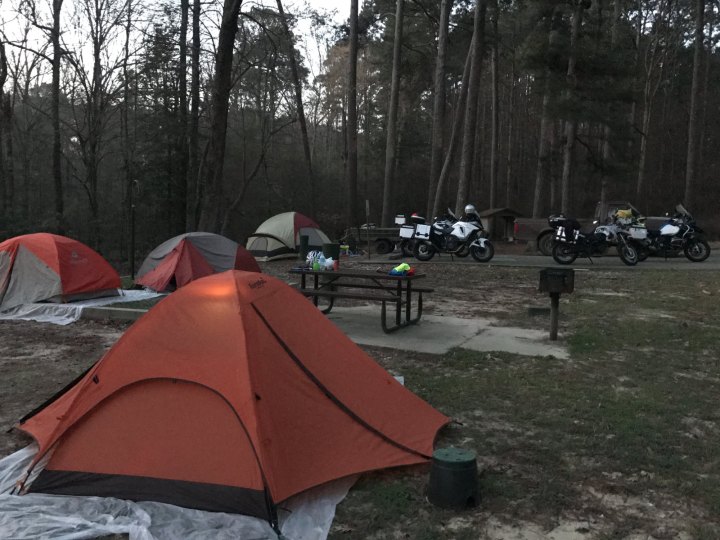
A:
[332, 267, 720, 539]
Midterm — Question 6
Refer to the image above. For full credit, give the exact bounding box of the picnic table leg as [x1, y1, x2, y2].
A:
[312, 274, 319, 307]
[320, 298, 335, 314]
[408, 291, 423, 324]
[381, 301, 401, 333]
[405, 280, 412, 323]
[321, 277, 336, 314]
[395, 280, 402, 327]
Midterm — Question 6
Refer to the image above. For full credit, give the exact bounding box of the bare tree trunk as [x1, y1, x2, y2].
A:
[532, 8, 561, 218]
[697, 10, 715, 184]
[346, 0, 360, 228]
[549, 119, 559, 211]
[629, 0, 642, 143]
[121, 0, 134, 263]
[684, 0, 705, 208]
[471, 86, 487, 201]
[198, 0, 242, 232]
[51, 0, 64, 233]
[276, 0, 315, 216]
[455, 0, 487, 215]
[188, 0, 201, 229]
[432, 39, 473, 219]
[504, 23, 516, 208]
[560, 1, 584, 214]
[489, 0, 499, 209]
[636, 0, 674, 200]
[600, 0, 621, 210]
[0, 41, 6, 214]
[533, 80, 552, 218]
[177, 0, 188, 233]
[4, 97, 14, 217]
[381, 0, 404, 227]
[426, 0, 453, 218]
[86, 1, 104, 249]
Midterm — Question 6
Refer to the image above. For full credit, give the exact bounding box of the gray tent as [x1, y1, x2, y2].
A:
[136, 232, 260, 291]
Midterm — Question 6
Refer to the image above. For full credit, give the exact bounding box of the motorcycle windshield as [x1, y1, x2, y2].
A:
[675, 203, 691, 218]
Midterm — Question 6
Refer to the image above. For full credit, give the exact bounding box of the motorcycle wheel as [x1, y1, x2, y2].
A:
[470, 242, 494, 262]
[552, 243, 577, 265]
[618, 242, 639, 266]
[537, 232, 554, 256]
[375, 239, 393, 255]
[413, 241, 436, 261]
[400, 240, 414, 257]
[684, 238, 711, 262]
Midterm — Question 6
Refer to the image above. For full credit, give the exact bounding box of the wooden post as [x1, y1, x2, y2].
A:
[549, 292, 560, 340]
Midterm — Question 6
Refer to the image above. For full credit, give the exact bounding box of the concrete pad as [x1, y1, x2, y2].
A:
[76, 303, 569, 358]
[326, 306, 569, 358]
[462, 326, 569, 359]
[326, 306, 489, 355]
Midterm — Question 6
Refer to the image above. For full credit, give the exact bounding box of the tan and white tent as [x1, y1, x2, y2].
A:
[246, 212, 330, 261]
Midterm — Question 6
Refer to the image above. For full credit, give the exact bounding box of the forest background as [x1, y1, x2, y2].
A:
[0, 0, 717, 270]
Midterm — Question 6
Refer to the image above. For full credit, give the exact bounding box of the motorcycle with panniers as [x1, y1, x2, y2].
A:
[615, 204, 710, 263]
[412, 205, 495, 263]
[550, 214, 639, 266]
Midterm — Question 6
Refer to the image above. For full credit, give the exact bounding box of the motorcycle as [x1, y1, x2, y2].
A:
[628, 204, 710, 262]
[549, 214, 639, 266]
[412, 208, 494, 262]
[397, 213, 427, 257]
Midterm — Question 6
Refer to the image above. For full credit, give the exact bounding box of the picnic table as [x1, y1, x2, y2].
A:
[289, 267, 431, 333]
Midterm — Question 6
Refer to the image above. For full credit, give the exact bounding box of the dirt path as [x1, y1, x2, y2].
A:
[0, 320, 130, 456]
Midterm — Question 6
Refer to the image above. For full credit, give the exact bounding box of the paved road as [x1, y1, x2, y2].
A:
[367, 251, 720, 270]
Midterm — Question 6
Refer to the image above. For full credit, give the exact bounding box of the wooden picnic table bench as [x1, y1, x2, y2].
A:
[289, 267, 432, 333]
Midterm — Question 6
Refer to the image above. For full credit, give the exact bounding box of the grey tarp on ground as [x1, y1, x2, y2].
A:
[0, 445, 355, 540]
[0, 289, 160, 325]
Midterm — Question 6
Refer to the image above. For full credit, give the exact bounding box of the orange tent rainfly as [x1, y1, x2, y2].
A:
[16, 270, 449, 530]
[0, 233, 121, 311]
[135, 232, 260, 292]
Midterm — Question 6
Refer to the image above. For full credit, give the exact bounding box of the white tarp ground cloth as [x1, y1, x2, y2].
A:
[0, 445, 355, 540]
[0, 289, 162, 326]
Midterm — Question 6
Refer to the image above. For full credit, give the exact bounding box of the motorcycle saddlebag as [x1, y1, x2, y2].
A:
[549, 215, 581, 231]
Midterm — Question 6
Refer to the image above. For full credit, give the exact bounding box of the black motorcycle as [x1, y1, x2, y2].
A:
[630, 204, 710, 262]
[550, 214, 638, 266]
[412, 209, 494, 262]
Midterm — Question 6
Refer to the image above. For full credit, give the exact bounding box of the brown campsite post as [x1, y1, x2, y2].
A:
[538, 268, 575, 341]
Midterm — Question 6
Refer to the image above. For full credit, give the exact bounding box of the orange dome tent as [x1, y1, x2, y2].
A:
[136, 232, 260, 292]
[0, 233, 120, 311]
[16, 270, 449, 530]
